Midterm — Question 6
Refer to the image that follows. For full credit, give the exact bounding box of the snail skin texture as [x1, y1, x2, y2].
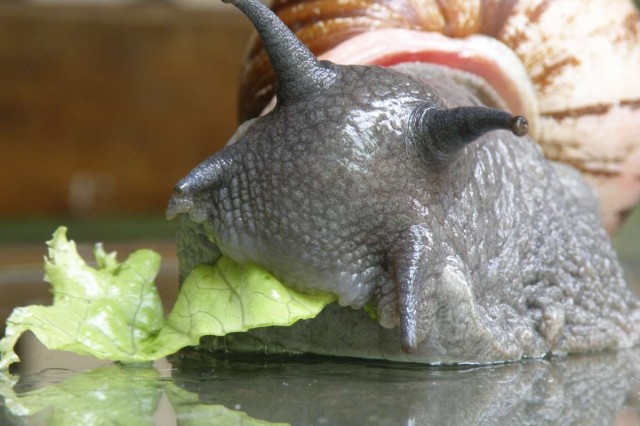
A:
[167, 0, 640, 364]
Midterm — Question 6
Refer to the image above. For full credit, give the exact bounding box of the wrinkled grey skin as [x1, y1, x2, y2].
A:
[167, 0, 640, 363]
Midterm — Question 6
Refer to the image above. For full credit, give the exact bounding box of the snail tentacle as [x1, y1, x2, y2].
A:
[411, 105, 528, 165]
[225, 0, 337, 106]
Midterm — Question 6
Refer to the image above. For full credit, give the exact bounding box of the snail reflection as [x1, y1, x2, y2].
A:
[2, 350, 640, 425]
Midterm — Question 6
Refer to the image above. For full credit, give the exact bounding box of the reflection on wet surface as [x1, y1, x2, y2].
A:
[2, 338, 640, 425]
[175, 349, 640, 426]
[1, 330, 638, 424]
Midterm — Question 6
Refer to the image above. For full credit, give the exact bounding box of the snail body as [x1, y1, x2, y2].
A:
[168, 0, 640, 363]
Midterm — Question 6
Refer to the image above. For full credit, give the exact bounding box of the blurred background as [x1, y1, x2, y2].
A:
[0, 0, 638, 331]
[0, 0, 253, 231]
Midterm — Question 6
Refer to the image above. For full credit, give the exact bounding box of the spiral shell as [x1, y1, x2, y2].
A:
[239, 0, 640, 233]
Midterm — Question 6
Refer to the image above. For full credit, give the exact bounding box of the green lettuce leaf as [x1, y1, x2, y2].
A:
[0, 227, 335, 369]
[148, 258, 336, 356]
[0, 226, 164, 368]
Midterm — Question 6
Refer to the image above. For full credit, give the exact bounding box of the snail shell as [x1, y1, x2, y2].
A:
[239, 0, 640, 233]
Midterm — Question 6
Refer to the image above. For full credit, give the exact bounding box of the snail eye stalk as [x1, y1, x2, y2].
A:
[223, 0, 336, 106]
[411, 105, 528, 165]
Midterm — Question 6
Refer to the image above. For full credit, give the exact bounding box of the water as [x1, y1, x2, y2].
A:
[2, 339, 640, 425]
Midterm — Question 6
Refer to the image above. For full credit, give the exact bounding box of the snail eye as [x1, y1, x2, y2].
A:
[173, 183, 189, 197]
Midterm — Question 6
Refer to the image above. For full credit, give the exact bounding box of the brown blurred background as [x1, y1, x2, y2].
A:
[0, 0, 252, 223]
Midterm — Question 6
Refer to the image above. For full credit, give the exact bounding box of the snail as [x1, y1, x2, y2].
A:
[167, 0, 640, 363]
[240, 0, 640, 234]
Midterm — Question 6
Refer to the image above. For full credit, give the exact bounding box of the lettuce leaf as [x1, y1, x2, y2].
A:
[148, 258, 336, 357]
[0, 227, 335, 369]
[0, 227, 165, 368]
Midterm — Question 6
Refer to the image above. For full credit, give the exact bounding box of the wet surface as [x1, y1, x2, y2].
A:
[2, 338, 640, 425]
[173, 349, 640, 426]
